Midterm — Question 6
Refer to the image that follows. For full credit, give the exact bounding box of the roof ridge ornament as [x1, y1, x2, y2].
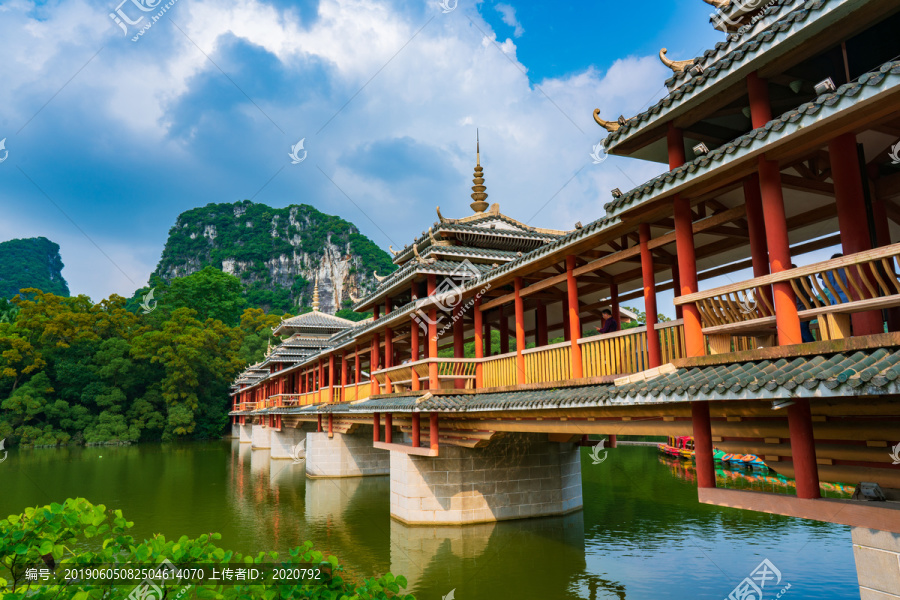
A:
[470, 129, 489, 213]
[593, 109, 620, 132]
[436, 206, 447, 223]
[659, 48, 694, 73]
[389, 245, 399, 256]
[373, 271, 387, 282]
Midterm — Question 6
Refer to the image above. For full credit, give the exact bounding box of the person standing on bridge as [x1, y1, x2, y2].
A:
[595, 308, 619, 335]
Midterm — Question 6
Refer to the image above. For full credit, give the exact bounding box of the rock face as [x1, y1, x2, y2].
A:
[153, 201, 394, 313]
[0, 237, 70, 298]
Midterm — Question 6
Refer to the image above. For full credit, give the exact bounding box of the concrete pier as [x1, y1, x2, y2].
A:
[389, 433, 583, 525]
[270, 427, 306, 460]
[852, 527, 900, 599]
[305, 428, 390, 478]
[238, 423, 251, 444]
[250, 424, 271, 449]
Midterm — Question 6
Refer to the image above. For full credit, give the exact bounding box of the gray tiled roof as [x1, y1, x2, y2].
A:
[603, 59, 900, 216]
[604, 0, 829, 151]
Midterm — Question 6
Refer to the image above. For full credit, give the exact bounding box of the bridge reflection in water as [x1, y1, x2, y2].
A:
[226, 440, 859, 600]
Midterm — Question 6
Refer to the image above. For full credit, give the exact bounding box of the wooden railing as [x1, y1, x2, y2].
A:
[658, 320, 686, 363]
[482, 352, 517, 387]
[676, 244, 900, 339]
[372, 358, 478, 389]
[523, 340, 571, 384]
[580, 325, 651, 377]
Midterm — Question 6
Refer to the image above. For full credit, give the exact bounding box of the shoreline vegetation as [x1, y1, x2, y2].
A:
[0, 498, 414, 599]
[0, 268, 284, 449]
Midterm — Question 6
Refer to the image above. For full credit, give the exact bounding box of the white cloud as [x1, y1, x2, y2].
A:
[495, 3, 524, 38]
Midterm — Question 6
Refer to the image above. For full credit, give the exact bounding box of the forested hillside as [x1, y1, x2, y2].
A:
[0, 237, 69, 298]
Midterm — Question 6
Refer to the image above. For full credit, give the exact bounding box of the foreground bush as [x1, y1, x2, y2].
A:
[0, 498, 413, 599]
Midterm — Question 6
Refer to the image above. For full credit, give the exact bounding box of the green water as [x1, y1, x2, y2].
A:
[0, 442, 860, 599]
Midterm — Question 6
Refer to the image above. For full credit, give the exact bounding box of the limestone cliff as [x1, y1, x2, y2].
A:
[153, 201, 394, 313]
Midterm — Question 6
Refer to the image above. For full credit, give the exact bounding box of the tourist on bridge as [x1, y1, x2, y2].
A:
[595, 309, 619, 334]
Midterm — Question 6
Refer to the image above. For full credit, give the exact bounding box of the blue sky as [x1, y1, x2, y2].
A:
[0, 0, 726, 302]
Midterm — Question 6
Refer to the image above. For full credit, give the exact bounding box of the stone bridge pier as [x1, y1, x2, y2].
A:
[270, 425, 310, 460]
[305, 426, 391, 478]
[238, 422, 251, 444]
[250, 422, 271, 449]
[389, 433, 583, 525]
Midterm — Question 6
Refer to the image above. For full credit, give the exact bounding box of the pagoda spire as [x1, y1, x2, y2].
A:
[470, 129, 489, 213]
[312, 275, 320, 312]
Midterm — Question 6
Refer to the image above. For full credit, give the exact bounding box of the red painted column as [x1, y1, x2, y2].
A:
[340, 351, 348, 390]
[328, 353, 335, 403]
[410, 316, 421, 391]
[535, 299, 548, 347]
[327, 413, 333, 438]
[639, 223, 662, 368]
[566, 256, 584, 378]
[743, 174, 770, 279]
[317, 413, 322, 432]
[371, 331, 381, 396]
[788, 399, 820, 499]
[474, 297, 484, 388]
[317, 359, 323, 404]
[453, 302, 465, 388]
[514, 277, 526, 385]
[829, 132, 882, 335]
[354, 344, 361, 400]
[427, 274, 439, 390]
[499, 305, 509, 354]
[384, 298, 394, 394]
[430, 413, 439, 451]
[385, 413, 393, 443]
[668, 123, 705, 357]
[691, 401, 716, 489]
[748, 71, 801, 346]
[373, 412, 381, 442]
[608, 434, 617, 448]
[412, 413, 421, 447]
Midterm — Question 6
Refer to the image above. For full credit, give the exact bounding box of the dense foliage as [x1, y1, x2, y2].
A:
[153, 201, 395, 313]
[0, 268, 283, 447]
[0, 498, 413, 599]
[0, 238, 69, 299]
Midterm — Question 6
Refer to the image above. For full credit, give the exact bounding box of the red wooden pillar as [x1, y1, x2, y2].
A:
[788, 399, 820, 499]
[354, 344, 361, 399]
[691, 401, 715, 489]
[430, 412, 439, 451]
[608, 434, 617, 448]
[639, 223, 662, 368]
[317, 359, 323, 403]
[427, 274, 439, 389]
[830, 132, 882, 335]
[453, 303, 465, 388]
[317, 413, 322, 432]
[373, 412, 381, 442]
[514, 277, 526, 384]
[328, 353, 335, 403]
[499, 305, 509, 354]
[371, 331, 381, 396]
[749, 71, 801, 346]
[341, 351, 348, 389]
[474, 296, 484, 388]
[669, 123, 705, 357]
[566, 256, 584, 378]
[410, 316, 421, 391]
[385, 413, 393, 443]
[743, 174, 770, 279]
[384, 298, 394, 393]
[412, 413, 421, 447]
[535, 299, 548, 347]
[327, 413, 333, 438]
